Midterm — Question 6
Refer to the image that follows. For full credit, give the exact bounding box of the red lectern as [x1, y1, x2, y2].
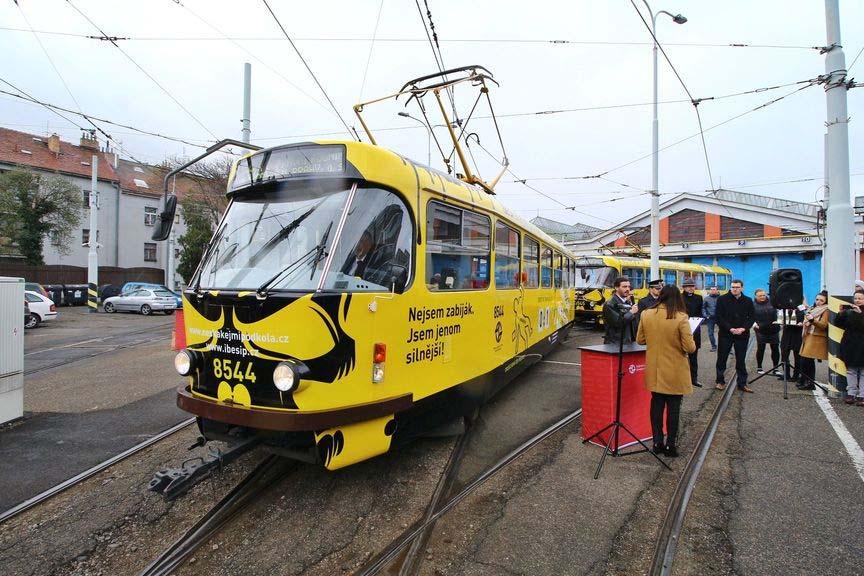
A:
[580, 343, 654, 459]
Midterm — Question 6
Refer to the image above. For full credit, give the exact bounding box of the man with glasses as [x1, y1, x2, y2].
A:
[715, 279, 756, 393]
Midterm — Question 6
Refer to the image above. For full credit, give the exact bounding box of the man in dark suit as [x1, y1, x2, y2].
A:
[603, 276, 639, 345]
[682, 277, 703, 388]
[715, 279, 756, 392]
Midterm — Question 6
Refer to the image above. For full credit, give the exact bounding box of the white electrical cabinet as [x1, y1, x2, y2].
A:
[0, 277, 24, 425]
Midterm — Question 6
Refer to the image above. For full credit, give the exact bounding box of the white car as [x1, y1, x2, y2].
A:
[24, 290, 58, 328]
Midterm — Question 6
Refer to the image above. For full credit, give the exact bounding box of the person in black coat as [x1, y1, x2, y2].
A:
[752, 289, 781, 375]
[638, 278, 663, 312]
[836, 290, 864, 405]
[715, 279, 756, 392]
[682, 278, 703, 387]
[603, 276, 639, 345]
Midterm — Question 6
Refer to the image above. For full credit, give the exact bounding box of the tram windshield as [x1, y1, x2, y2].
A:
[574, 259, 617, 289]
[195, 183, 412, 292]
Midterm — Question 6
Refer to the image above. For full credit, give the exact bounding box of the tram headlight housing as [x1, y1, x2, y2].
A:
[174, 350, 196, 376]
[273, 362, 299, 392]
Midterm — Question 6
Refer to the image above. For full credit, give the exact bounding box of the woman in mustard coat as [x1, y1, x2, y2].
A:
[799, 290, 829, 390]
[636, 285, 697, 457]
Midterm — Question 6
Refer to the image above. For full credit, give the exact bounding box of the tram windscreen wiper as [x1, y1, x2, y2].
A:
[257, 221, 334, 295]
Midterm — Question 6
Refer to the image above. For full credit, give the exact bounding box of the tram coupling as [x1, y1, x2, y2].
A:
[148, 435, 260, 500]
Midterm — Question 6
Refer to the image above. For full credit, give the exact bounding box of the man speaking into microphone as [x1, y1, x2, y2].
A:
[603, 276, 639, 345]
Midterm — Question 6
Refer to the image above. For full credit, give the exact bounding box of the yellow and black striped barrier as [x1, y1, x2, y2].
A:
[827, 293, 854, 396]
[88, 283, 98, 313]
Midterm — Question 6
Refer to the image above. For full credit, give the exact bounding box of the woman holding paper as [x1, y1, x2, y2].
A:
[799, 290, 829, 390]
[636, 285, 697, 458]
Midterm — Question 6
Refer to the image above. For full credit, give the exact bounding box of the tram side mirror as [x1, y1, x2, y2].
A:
[388, 264, 408, 293]
[151, 195, 178, 241]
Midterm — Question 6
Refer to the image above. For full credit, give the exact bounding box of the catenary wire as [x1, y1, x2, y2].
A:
[0, 85, 212, 148]
[260, 0, 357, 140]
[849, 45, 864, 72]
[630, 0, 715, 192]
[0, 27, 824, 50]
[168, 0, 333, 116]
[357, 0, 385, 102]
[414, 0, 460, 124]
[64, 0, 219, 140]
[13, 4, 151, 164]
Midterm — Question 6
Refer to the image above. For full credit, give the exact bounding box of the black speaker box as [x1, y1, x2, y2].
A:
[769, 268, 803, 309]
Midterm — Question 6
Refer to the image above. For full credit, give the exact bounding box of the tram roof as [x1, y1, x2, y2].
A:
[238, 140, 573, 256]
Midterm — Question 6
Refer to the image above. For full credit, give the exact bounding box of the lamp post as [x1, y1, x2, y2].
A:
[397, 111, 431, 166]
[643, 1, 686, 283]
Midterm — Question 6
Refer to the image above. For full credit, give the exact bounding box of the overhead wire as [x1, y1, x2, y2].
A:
[414, 0, 459, 124]
[13, 3, 151, 164]
[0, 27, 824, 50]
[64, 0, 219, 141]
[168, 0, 333, 116]
[260, 0, 357, 140]
[849, 45, 864, 72]
[357, 0, 385, 102]
[630, 0, 715, 193]
[0, 84, 211, 148]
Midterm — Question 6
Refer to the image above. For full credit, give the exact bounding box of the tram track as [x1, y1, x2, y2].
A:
[647, 337, 757, 576]
[0, 417, 195, 525]
[356, 407, 584, 576]
[24, 324, 173, 376]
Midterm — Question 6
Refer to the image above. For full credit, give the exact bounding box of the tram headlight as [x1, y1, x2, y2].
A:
[273, 362, 299, 392]
[174, 350, 195, 376]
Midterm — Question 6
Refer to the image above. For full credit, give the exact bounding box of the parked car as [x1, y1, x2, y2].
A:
[103, 288, 177, 315]
[25, 282, 49, 299]
[24, 300, 30, 327]
[24, 290, 58, 328]
[120, 282, 183, 308]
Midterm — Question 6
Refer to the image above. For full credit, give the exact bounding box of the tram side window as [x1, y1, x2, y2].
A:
[704, 272, 715, 287]
[718, 274, 729, 290]
[494, 221, 520, 289]
[426, 202, 490, 290]
[562, 258, 571, 289]
[553, 253, 563, 288]
[622, 267, 645, 289]
[540, 247, 553, 288]
[663, 269, 677, 286]
[694, 272, 704, 289]
[523, 237, 540, 288]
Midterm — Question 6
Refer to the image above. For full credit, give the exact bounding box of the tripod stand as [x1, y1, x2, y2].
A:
[583, 319, 670, 479]
[746, 308, 827, 399]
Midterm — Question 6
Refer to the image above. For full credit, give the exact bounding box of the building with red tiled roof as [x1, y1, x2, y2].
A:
[0, 128, 194, 283]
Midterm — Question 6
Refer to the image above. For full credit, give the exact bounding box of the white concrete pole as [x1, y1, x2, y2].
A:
[87, 154, 99, 312]
[649, 8, 661, 282]
[824, 0, 855, 392]
[242, 62, 252, 143]
[643, 3, 685, 282]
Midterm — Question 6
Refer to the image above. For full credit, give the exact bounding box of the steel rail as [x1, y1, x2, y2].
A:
[398, 422, 471, 576]
[648, 337, 756, 575]
[357, 407, 583, 575]
[24, 325, 174, 376]
[138, 454, 293, 576]
[0, 417, 195, 525]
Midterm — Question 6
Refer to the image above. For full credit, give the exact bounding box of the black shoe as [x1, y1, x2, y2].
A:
[795, 382, 808, 390]
[799, 383, 815, 391]
[664, 445, 679, 457]
[653, 444, 665, 454]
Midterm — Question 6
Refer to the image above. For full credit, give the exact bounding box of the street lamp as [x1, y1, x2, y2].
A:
[397, 111, 431, 166]
[643, 1, 686, 283]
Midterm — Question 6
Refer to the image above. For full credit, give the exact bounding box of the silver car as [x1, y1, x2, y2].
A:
[103, 288, 177, 315]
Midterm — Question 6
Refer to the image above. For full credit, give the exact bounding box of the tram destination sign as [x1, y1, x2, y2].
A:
[232, 145, 347, 190]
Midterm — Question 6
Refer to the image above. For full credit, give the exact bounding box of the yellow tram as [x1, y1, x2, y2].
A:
[168, 140, 579, 470]
[573, 255, 732, 323]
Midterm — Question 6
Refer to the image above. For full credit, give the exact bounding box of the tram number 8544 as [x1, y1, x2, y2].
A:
[213, 358, 257, 383]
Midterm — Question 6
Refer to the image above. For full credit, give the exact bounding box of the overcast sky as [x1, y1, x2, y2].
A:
[2, 0, 861, 228]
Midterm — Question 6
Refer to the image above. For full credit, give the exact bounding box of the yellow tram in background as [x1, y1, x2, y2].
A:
[169, 140, 580, 470]
[573, 255, 732, 324]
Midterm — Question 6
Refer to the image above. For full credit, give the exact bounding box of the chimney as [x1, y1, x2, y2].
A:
[47, 133, 61, 155]
[80, 130, 99, 151]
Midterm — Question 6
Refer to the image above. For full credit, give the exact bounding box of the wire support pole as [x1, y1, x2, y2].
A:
[823, 0, 855, 393]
